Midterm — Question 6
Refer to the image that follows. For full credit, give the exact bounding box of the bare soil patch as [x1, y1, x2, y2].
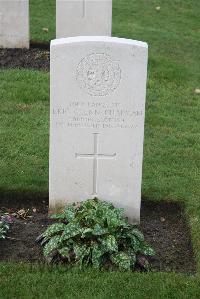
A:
[0, 47, 50, 71]
[0, 194, 196, 274]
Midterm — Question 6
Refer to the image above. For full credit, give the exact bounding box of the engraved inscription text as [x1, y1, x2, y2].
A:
[53, 101, 143, 129]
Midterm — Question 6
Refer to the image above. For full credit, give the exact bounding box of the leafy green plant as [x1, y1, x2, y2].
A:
[37, 199, 155, 270]
[0, 216, 10, 240]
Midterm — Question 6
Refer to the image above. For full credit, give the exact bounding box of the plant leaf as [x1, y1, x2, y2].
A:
[43, 235, 61, 257]
[101, 235, 118, 252]
[131, 228, 144, 241]
[61, 223, 82, 241]
[93, 224, 108, 236]
[141, 244, 155, 256]
[127, 249, 136, 267]
[106, 210, 127, 229]
[111, 252, 131, 270]
[91, 244, 102, 268]
[64, 203, 76, 221]
[42, 223, 66, 238]
[74, 244, 90, 266]
[50, 213, 66, 219]
[58, 247, 70, 258]
[82, 199, 98, 210]
[131, 236, 141, 251]
[81, 227, 93, 238]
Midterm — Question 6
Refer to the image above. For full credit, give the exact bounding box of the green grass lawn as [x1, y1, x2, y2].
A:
[0, 0, 200, 297]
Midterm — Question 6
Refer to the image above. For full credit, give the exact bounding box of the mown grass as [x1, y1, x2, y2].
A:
[0, 263, 200, 299]
[0, 0, 200, 298]
[0, 70, 49, 194]
[30, 0, 55, 43]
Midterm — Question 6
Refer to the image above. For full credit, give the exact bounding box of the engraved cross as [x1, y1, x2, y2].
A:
[82, 0, 86, 18]
[75, 133, 116, 196]
[0, 13, 3, 36]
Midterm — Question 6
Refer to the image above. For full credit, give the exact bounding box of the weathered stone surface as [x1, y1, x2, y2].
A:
[50, 36, 148, 223]
[56, 0, 112, 38]
[0, 0, 29, 48]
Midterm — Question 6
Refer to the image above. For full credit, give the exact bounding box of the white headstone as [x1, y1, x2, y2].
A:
[0, 0, 29, 48]
[56, 0, 112, 38]
[50, 36, 148, 223]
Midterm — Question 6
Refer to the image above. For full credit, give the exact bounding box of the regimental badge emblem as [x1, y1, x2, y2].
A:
[76, 53, 121, 96]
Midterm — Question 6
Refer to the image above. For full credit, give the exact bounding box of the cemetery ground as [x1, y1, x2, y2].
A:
[0, 0, 200, 298]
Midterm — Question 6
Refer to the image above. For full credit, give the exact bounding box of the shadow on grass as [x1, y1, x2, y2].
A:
[0, 189, 48, 209]
[30, 40, 50, 50]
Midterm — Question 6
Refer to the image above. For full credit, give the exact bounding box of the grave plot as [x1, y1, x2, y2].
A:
[0, 195, 196, 274]
[0, 35, 197, 273]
